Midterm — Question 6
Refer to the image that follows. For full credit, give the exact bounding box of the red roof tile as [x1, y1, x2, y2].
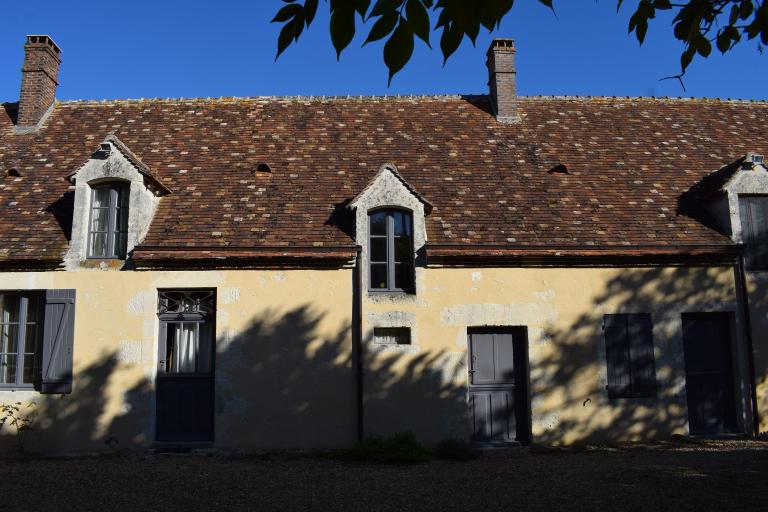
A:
[1, 95, 766, 264]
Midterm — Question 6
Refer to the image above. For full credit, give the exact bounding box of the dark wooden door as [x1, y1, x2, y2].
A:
[156, 320, 215, 442]
[468, 328, 529, 444]
[682, 313, 739, 435]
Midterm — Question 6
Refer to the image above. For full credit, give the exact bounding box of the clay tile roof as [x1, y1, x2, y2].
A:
[1, 95, 767, 264]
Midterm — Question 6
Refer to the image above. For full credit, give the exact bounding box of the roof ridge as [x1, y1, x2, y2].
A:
[50, 94, 768, 106]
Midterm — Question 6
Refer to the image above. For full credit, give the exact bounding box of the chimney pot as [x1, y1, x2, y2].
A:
[486, 38, 519, 123]
[17, 35, 62, 128]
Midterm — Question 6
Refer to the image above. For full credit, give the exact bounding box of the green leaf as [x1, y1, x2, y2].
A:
[439, 23, 463, 65]
[370, 0, 403, 18]
[384, 16, 415, 85]
[406, 0, 431, 46]
[355, 0, 372, 18]
[680, 47, 695, 70]
[272, 3, 302, 23]
[740, 0, 754, 20]
[331, 7, 357, 59]
[305, 0, 319, 26]
[364, 10, 399, 45]
[276, 17, 299, 59]
[695, 34, 711, 57]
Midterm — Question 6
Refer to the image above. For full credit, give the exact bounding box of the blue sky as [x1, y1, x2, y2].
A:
[1, 1, 765, 101]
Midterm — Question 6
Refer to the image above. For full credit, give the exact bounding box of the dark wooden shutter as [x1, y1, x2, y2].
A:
[627, 313, 656, 397]
[604, 314, 631, 398]
[41, 289, 76, 394]
[739, 196, 768, 270]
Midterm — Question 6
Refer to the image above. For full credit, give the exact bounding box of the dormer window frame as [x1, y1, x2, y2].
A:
[368, 207, 415, 293]
[86, 180, 130, 260]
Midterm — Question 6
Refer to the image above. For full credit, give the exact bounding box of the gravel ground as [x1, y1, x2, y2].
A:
[1, 440, 766, 512]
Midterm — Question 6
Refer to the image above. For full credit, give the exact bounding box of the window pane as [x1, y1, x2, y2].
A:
[22, 354, 37, 384]
[116, 185, 130, 208]
[0, 354, 17, 384]
[90, 232, 108, 257]
[1, 323, 19, 355]
[370, 211, 387, 236]
[370, 264, 388, 289]
[393, 211, 412, 237]
[92, 187, 111, 208]
[24, 322, 41, 355]
[373, 327, 411, 345]
[114, 231, 128, 259]
[0, 295, 20, 324]
[91, 205, 109, 233]
[394, 236, 412, 262]
[370, 237, 387, 262]
[170, 323, 198, 373]
[197, 322, 214, 373]
[394, 263, 413, 290]
[25, 294, 41, 323]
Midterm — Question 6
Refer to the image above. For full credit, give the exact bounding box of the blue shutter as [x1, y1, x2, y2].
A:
[627, 313, 656, 397]
[604, 314, 631, 398]
[41, 289, 76, 394]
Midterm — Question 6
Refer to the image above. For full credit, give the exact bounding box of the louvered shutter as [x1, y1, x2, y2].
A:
[627, 313, 657, 397]
[604, 314, 631, 398]
[41, 289, 76, 394]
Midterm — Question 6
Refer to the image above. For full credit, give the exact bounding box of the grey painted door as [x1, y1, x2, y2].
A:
[156, 321, 215, 442]
[468, 328, 529, 444]
[682, 313, 739, 435]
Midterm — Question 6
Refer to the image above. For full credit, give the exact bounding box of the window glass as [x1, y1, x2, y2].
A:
[159, 291, 216, 376]
[0, 293, 43, 387]
[368, 209, 414, 292]
[370, 264, 388, 289]
[370, 211, 387, 236]
[370, 238, 387, 262]
[394, 263, 412, 290]
[89, 183, 129, 259]
[373, 327, 411, 345]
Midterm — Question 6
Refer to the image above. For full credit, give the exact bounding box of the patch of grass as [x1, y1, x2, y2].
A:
[336, 432, 431, 464]
[433, 439, 479, 461]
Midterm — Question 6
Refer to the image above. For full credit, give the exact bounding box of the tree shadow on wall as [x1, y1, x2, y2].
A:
[532, 265, 757, 445]
[1, 303, 468, 454]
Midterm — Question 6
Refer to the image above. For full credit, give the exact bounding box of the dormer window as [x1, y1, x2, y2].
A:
[88, 182, 129, 259]
[739, 195, 768, 270]
[369, 209, 414, 292]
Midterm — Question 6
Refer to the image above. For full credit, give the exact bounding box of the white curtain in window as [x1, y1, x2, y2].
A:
[171, 323, 197, 373]
[169, 322, 213, 373]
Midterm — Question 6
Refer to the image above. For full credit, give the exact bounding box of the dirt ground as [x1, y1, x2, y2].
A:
[1, 440, 766, 511]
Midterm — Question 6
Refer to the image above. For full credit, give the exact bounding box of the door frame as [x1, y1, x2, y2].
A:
[680, 311, 743, 436]
[466, 326, 532, 445]
[154, 288, 217, 444]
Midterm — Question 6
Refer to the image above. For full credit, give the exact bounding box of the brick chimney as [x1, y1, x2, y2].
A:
[486, 39, 518, 123]
[17, 35, 62, 128]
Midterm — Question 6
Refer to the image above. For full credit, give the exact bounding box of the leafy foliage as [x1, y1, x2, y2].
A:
[273, 0, 554, 84]
[0, 401, 37, 454]
[273, 1, 767, 85]
[621, 1, 768, 84]
[337, 431, 431, 463]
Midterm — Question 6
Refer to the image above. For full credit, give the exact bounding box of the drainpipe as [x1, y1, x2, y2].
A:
[735, 253, 761, 436]
[353, 245, 364, 442]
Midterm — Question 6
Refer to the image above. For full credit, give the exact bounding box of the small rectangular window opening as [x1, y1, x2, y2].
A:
[373, 327, 411, 345]
[0, 292, 44, 388]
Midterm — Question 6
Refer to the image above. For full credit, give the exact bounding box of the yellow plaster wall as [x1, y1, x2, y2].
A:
[0, 264, 759, 452]
[362, 265, 753, 445]
[745, 272, 768, 435]
[0, 269, 355, 453]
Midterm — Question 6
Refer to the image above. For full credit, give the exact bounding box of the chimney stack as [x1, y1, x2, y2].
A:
[17, 35, 61, 128]
[486, 39, 518, 123]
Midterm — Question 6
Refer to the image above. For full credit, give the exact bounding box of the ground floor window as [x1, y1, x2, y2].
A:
[0, 292, 43, 387]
